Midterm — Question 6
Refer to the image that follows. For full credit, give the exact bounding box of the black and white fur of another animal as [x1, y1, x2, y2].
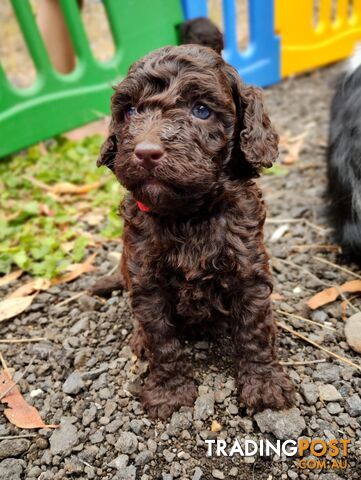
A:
[327, 44, 361, 262]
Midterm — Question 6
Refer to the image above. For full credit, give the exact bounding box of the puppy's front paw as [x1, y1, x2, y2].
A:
[141, 376, 197, 420]
[238, 364, 295, 412]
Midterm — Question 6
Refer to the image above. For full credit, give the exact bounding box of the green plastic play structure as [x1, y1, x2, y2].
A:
[0, 0, 183, 158]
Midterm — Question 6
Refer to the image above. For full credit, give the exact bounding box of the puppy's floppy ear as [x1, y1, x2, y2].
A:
[226, 66, 279, 172]
[97, 127, 117, 171]
[239, 86, 278, 169]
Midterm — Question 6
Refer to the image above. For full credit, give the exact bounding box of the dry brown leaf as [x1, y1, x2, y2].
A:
[307, 286, 339, 310]
[82, 212, 104, 226]
[8, 278, 51, 299]
[61, 241, 75, 253]
[50, 181, 102, 195]
[339, 280, 361, 293]
[307, 280, 361, 310]
[279, 129, 309, 165]
[0, 270, 22, 288]
[283, 133, 307, 165]
[0, 370, 57, 429]
[51, 253, 97, 286]
[341, 300, 348, 321]
[0, 295, 36, 323]
[25, 176, 103, 197]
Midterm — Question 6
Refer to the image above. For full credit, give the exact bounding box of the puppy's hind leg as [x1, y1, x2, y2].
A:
[89, 271, 125, 298]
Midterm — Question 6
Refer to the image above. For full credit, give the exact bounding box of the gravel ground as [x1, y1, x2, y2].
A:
[1, 62, 361, 480]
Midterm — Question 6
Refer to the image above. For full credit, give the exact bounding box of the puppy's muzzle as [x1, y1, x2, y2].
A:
[134, 141, 165, 171]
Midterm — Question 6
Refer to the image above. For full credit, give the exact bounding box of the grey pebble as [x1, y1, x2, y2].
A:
[312, 364, 340, 383]
[194, 393, 215, 420]
[326, 402, 342, 415]
[0, 458, 25, 480]
[163, 449, 176, 463]
[82, 364, 109, 381]
[130, 419, 144, 435]
[147, 439, 157, 454]
[345, 394, 361, 416]
[167, 411, 192, 436]
[319, 384, 342, 402]
[310, 310, 328, 322]
[62, 371, 84, 395]
[238, 418, 254, 433]
[135, 450, 153, 466]
[82, 405, 97, 427]
[254, 407, 306, 440]
[214, 388, 231, 403]
[115, 432, 138, 454]
[108, 453, 129, 470]
[116, 465, 137, 480]
[49, 420, 79, 455]
[89, 429, 104, 444]
[344, 312, 361, 354]
[70, 316, 89, 334]
[212, 469, 225, 479]
[288, 471, 298, 480]
[300, 383, 319, 405]
[99, 387, 111, 399]
[192, 466, 203, 480]
[78, 294, 100, 312]
[0, 439, 30, 460]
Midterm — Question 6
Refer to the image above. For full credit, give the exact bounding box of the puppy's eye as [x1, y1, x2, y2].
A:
[192, 104, 211, 120]
[125, 106, 137, 119]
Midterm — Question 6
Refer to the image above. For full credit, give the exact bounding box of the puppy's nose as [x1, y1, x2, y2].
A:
[134, 142, 164, 170]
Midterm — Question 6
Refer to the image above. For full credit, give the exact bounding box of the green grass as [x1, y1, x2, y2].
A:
[264, 164, 289, 177]
[0, 136, 124, 278]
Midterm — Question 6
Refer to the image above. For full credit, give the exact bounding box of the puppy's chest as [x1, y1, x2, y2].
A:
[157, 235, 238, 311]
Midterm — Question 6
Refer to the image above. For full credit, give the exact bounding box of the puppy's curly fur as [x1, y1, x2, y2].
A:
[96, 45, 295, 419]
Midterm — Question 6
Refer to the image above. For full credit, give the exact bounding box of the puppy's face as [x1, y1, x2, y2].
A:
[98, 46, 278, 213]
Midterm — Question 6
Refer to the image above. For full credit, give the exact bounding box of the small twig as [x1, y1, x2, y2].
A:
[291, 244, 341, 253]
[56, 291, 86, 308]
[280, 359, 326, 366]
[303, 220, 331, 235]
[0, 355, 36, 401]
[277, 309, 336, 331]
[266, 218, 329, 235]
[0, 352, 11, 380]
[23, 175, 60, 200]
[24, 175, 52, 192]
[0, 338, 47, 344]
[108, 264, 119, 276]
[0, 434, 37, 440]
[277, 322, 361, 372]
[313, 256, 361, 280]
[78, 458, 94, 469]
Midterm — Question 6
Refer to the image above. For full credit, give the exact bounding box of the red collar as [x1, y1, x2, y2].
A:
[136, 200, 151, 212]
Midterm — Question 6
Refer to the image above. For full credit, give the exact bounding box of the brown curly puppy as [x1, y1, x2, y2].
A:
[96, 45, 295, 419]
